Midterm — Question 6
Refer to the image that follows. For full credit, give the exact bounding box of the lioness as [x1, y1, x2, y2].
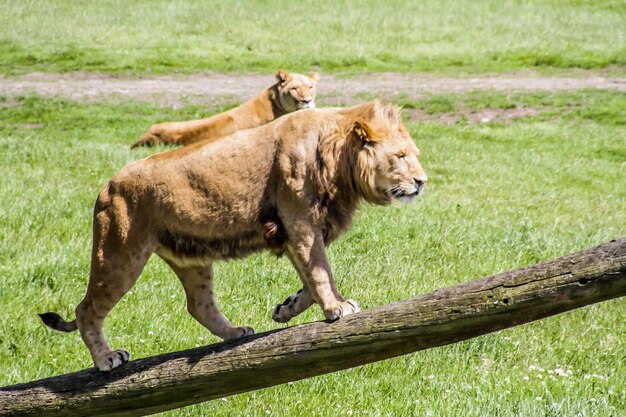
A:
[40, 100, 427, 371]
[130, 69, 319, 148]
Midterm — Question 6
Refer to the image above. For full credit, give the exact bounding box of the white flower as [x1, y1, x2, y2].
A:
[553, 368, 571, 377]
[584, 373, 607, 380]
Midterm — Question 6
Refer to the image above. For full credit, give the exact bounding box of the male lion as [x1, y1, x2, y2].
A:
[40, 100, 427, 371]
[130, 69, 319, 148]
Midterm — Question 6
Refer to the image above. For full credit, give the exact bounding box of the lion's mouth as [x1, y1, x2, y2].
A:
[395, 191, 419, 204]
[388, 184, 423, 203]
[298, 101, 315, 109]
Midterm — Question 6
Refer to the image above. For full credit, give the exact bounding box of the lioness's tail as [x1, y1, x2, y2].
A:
[38, 312, 78, 332]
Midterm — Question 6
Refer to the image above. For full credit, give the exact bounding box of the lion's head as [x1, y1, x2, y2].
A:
[336, 101, 427, 206]
[275, 69, 319, 112]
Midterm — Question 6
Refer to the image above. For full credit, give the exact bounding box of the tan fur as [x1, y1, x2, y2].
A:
[131, 70, 319, 148]
[41, 100, 427, 371]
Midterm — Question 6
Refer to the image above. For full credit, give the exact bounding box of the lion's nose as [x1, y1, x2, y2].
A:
[301, 99, 312, 104]
[415, 177, 427, 193]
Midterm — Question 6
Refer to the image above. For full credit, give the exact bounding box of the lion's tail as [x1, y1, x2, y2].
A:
[38, 312, 78, 332]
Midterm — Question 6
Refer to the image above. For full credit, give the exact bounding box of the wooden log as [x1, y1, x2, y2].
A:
[1, 237, 625, 417]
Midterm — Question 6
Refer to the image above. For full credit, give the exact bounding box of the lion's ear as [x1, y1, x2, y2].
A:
[352, 120, 375, 147]
[276, 69, 289, 85]
[309, 71, 320, 83]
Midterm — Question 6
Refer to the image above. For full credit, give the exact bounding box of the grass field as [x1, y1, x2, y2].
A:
[1, 89, 624, 416]
[1, 0, 625, 414]
[1, 0, 625, 75]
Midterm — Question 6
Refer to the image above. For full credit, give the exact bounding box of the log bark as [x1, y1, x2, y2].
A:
[1, 237, 625, 417]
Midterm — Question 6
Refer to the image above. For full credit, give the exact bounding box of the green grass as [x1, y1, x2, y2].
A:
[0, 90, 625, 416]
[1, 0, 625, 75]
[396, 89, 626, 125]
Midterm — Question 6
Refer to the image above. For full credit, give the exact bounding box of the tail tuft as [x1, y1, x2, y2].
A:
[38, 312, 78, 332]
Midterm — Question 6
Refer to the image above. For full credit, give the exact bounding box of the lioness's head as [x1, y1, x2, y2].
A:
[275, 69, 319, 112]
[342, 100, 427, 205]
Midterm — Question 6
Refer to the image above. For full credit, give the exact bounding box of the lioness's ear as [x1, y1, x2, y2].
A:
[352, 120, 375, 147]
[276, 69, 289, 85]
[309, 71, 319, 83]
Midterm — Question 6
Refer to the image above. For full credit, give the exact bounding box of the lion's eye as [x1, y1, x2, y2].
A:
[291, 87, 298, 93]
[309, 85, 314, 89]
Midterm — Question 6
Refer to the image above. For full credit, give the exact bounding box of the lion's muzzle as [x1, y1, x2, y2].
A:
[298, 100, 315, 109]
[415, 178, 426, 196]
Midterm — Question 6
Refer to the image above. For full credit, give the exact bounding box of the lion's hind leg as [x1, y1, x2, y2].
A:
[167, 262, 254, 341]
[76, 244, 152, 371]
[76, 293, 131, 372]
[77, 189, 155, 371]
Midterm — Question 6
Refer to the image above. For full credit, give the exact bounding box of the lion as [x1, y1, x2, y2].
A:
[130, 69, 319, 148]
[39, 100, 427, 371]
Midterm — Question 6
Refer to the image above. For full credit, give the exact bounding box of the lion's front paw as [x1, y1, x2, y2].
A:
[131, 131, 160, 148]
[272, 293, 300, 323]
[324, 299, 360, 321]
[95, 349, 130, 372]
[131, 123, 178, 148]
[224, 326, 255, 341]
[272, 304, 290, 323]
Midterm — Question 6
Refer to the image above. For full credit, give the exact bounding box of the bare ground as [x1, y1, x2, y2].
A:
[1, 70, 624, 123]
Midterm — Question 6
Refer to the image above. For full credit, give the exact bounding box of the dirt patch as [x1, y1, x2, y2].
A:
[0, 99, 21, 108]
[405, 107, 541, 125]
[1, 70, 624, 108]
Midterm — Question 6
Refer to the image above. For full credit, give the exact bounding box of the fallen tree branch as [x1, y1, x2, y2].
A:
[1, 237, 625, 417]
